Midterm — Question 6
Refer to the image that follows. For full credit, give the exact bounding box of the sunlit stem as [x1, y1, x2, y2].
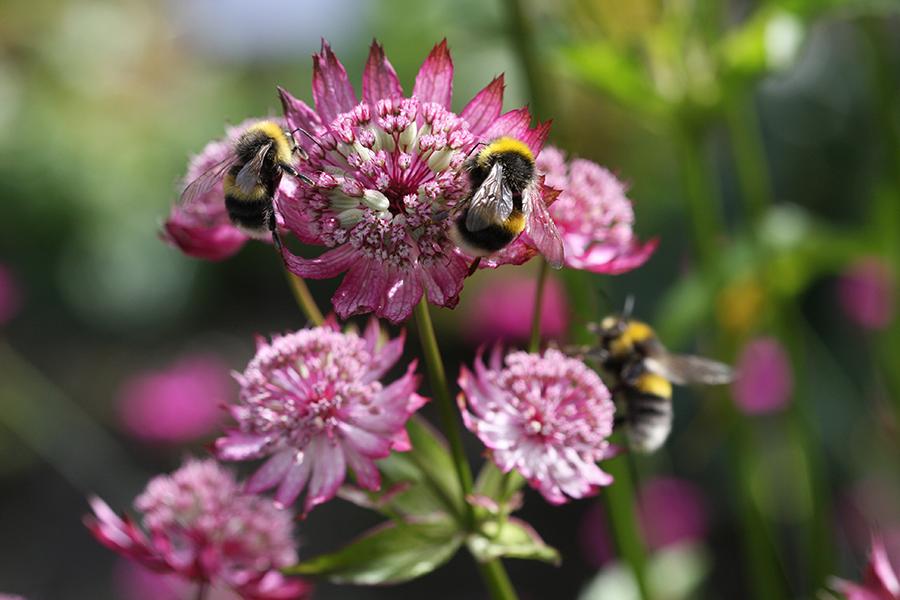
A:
[528, 259, 549, 353]
[413, 299, 518, 600]
[284, 270, 324, 326]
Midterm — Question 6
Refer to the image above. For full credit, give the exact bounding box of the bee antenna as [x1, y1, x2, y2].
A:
[288, 127, 324, 150]
[466, 141, 488, 160]
[622, 295, 635, 320]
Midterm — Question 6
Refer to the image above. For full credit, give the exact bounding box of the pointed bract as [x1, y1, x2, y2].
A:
[412, 39, 453, 109]
[312, 40, 358, 124]
[461, 75, 506, 137]
[363, 41, 404, 107]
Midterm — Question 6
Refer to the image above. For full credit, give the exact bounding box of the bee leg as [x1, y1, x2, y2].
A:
[282, 164, 314, 186]
[466, 257, 481, 277]
[267, 209, 284, 255]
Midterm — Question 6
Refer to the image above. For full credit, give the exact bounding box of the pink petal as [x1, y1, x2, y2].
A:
[362, 40, 403, 107]
[274, 458, 312, 509]
[571, 238, 658, 275]
[284, 244, 357, 279]
[460, 75, 505, 137]
[379, 266, 424, 324]
[412, 39, 453, 109]
[419, 254, 467, 308]
[361, 317, 381, 355]
[304, 439, 347, 514]
[343, 445, 381, 491]
[277, 86, 322, 135]
[161, 221, 247, 261]
[215, 431, 270, 461]
[338, 422, 394, 457]
[364, 329, 406, 382]
[312, 40, 358, 124]
[520, 119, 552, 156]
[870, 537, 900, 596]
[331, 259, 388, 320]
[246, 450, 295, 494]
[480, 108, 533, 145]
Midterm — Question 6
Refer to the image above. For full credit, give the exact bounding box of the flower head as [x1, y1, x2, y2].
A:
[277, 40, 550, 323]
[216, 318, 425, 514]
[527, 147, 657, 273]
[838, 257, 896, 332]
[162, 119, 280, 261]
[733, 337, 792, 415]
[458, 347, 615, 504]
[832, 537, 900, 600]
[84, 458, 310, 600]
[116, 354, 230, 444]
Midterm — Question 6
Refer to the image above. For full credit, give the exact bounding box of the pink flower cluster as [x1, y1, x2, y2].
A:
[216, 319, 425, 515]
[458, 347, 616, 504]
[85, 459, 310, 599]
[832, 537, 900, 600]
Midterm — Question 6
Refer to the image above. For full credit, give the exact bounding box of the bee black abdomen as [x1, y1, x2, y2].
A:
[225, 194, 269, 231]
[496, 152, 535, 193]
[623, 391, 673, 454]
[453, 209, 525, 254]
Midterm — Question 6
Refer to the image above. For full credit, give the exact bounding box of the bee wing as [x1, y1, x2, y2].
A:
[465, 161, 513, 232]
[524, 184, 565, 269]
[177, 153, 241, 209]
[644, 353, 734, 386]
[234, 141, 273, 195]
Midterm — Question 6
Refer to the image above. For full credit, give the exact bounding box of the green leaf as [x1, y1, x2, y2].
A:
[286, 516, 463, 585]
[375, 416, 464, 518]
[467, 518, 560, 565]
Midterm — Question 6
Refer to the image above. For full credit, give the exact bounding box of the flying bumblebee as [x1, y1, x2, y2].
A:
[179, 120, 311, 251]
[585, 304, 733, 453]
[450, 136, 565, 272]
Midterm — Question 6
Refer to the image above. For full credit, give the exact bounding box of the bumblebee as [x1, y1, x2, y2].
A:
[586, 308, 733, 453]
[450, 137, 564, 271]
[179, 120, 310, 251]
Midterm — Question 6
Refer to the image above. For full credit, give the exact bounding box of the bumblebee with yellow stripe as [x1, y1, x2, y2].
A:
[179, 120, 311, 252]
[450, 136, 564, 272]
[585, 304, 733, 453]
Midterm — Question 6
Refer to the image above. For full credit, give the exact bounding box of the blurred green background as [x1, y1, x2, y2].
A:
[0, 0, 898, 598]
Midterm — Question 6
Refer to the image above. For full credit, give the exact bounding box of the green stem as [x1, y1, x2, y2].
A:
[476, 557, 518, 600]
[413, 299, 518, 600]
[284, 270, 324, 326]
[503, 0, 548, 118]
[602, 450, 651, 600]
[673, 123, 721, 265]
[528, 260, 549, 353]
[723, 90, 772, 224]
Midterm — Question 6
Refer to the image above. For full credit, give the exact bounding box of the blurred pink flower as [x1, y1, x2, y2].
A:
[277, 39, 551, 323]
[0, 595, 25, 600]
[578, 476, 708, 567]
[116, 355, 230, 444]
[636, 477, 708, 551]
[528, 147, 657, 274]
[832, 537, 900, 600]
[732, 337, 792, 415]
[0, 263, 22, 325]
[85, 459, 310, 600]
[458, 347, 615, 504]
[462, 274, 568, 344]
[216, 319, 426, 515]
[838, 257, 896, 331]
[162, 119, 279, 261]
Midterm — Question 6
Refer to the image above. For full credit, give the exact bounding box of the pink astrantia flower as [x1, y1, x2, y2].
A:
[0, 263, 21, 325]
[832, 537, 900, 600]
[458, 347, 615, 504]
[84, 459, 310, 600]
[733, 336, 792, 415]
[116, 355, 230, 444]
[496, 146, 656, 273]
[215, 318, 426, 515]
[276, 39, 551, 323]
[162, 119, 282, 261]
[838, 257, 896, 332]
[462, 273, 568, 345]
